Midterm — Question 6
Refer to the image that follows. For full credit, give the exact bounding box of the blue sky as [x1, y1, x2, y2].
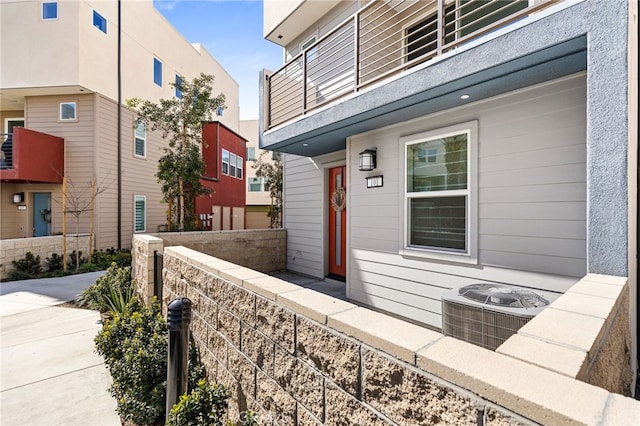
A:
[154, 0, 283, 120]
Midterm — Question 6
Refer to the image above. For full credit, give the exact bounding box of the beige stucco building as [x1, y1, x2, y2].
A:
[0, 0, 240, 251]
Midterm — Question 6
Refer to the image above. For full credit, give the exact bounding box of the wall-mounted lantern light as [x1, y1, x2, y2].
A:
[12, 192, 24, 204]
[358, 148, 377, 171]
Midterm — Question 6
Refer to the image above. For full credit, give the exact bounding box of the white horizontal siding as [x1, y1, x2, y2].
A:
[345, 73, 587, 329]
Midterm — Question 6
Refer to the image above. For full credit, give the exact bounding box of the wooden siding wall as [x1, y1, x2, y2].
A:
[348, 73, 587, 327]
[25, 94, 95, 237]
[283, 151, 344, 278]
[96, 95, 166, 249]
[283, 73, 587, 329]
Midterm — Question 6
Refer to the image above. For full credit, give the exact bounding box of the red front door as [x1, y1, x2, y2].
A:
[329, 166, 346, 278]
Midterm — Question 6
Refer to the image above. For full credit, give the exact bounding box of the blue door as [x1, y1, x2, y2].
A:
[33, 192, 51, 237]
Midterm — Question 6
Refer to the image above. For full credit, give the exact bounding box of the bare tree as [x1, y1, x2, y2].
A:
[61, 176, 109, 271]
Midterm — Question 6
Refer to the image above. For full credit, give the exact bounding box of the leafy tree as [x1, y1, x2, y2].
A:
[253, 151, 282, 228]
[127, 73, 226, 231]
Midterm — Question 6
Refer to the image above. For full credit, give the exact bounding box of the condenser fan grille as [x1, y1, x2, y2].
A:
[458, 283, 550, 308]
[442, 283, 559, 351]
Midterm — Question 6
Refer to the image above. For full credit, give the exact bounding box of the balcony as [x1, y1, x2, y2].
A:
[0, 127, 64, 183]
[265, 0, 561, 131]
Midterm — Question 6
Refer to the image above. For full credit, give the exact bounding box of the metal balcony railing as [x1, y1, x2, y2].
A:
[266, 0, 559, 129]
[1, 134, 14, 169]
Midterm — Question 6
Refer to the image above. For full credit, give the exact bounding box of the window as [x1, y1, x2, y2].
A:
[153, 58, 163, 87]
[175, 74, 182, 99]
[247, 147, 256, 161]
[59, 102, 77, 121]
[302, 36, 317, 63]
[406, 5, 455, 63]
[42, 2, 57, 20]
[222, 149, 229, 175]
[402, 121, 477, 260]
[216, 106, 224, 117]
[93, 10, 107, 33]
[134, 120, 146, 157]
[230, 153, 237, 177]
[134, 195, 146, 232]
[248, 177, 264, 192]
[236, 156, 243, 179]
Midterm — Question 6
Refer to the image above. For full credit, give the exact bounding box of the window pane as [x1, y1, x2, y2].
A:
[247, 147, 255, 161]
[93, 10, 107, 33]
[230, 153, 237, 177]
[135, 121, 145, 139]
[135, 197, 146, 232]
[407, 133, 467, 192]
[175, 75, 182, 99]
[153, 58, 163, 86]
[222, 149, 229, 175]
[248, 177, 262, 192]
[237, 156, 243, 179]
[410, 196, 466, 250]
[43, 2, 57, 19]
[60, 102, 76, 120]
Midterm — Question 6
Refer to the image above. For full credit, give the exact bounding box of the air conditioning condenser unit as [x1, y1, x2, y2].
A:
[442, 283, 559, 351]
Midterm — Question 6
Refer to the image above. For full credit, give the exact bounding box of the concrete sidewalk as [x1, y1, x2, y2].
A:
[0, 272, 120, 426]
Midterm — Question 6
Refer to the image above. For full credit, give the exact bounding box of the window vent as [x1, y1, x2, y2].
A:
[441, 283, 559, 351]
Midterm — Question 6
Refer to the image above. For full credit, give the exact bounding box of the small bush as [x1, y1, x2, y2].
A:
[92, 248, 132, 270]
[76, 263, 133, 312]
[8, 270, 33, 281]
[167, 379, 230, 426]
[78, 263, 99, 273]
[12, 252, 42, 276]
[67, 250, 87, 270]
[95, 299, 167, 426]
[46, 253, 64, 272]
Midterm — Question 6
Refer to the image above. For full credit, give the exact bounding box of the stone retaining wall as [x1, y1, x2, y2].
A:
[150, 229, 286, 274]
[0, 235, 92, 280]
[131, 237, 640, 425]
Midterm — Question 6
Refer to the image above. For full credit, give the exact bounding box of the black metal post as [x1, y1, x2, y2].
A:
[166, 297, 192, 419]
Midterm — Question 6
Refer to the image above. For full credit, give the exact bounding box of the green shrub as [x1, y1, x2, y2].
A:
[12, 252, 42, 276]
[40, 269, 73, 279]
[67, 250, 87, 270]
[92, 248, 132, 270]
[78, 263, 100, 273]
[167, 379, 230, 426]
[95, 299, 167, 426]
[46, 253, 64, 272]
[8, 270, 33, 281]
[76, 263, 133, 312]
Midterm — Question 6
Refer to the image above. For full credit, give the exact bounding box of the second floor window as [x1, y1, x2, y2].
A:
[60, 102, 77, 121]
[134, 121, 146, 157]
[246, 147, 256, 161]
[222, 149, 229, 175]
[175, 75, 182, 99]
[42, 2, 57, 20]
[153, 58, 163, 87]
[248, 177, 265, 192]
[93, 10, 107, 34]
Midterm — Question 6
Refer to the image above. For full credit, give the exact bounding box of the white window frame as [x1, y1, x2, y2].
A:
[301, 35, 318, 63]
[92, 10, 107, 34]
[222, 149, 230, 175]
[230, 153, 237, 177]
[236, 156, 243, 179]
[134, 195, 146, 232]
[399, 120, 477, 264]
[175, 74, 182, 99]
[59, 102, 77, 121]
[42, 2, 58, 20]
[134, 120, 146, 158]
[248, 177, 264, 192]
[153, 57, 163, 87]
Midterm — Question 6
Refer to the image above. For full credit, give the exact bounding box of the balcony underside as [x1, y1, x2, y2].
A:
[262, 35, 587, 157]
